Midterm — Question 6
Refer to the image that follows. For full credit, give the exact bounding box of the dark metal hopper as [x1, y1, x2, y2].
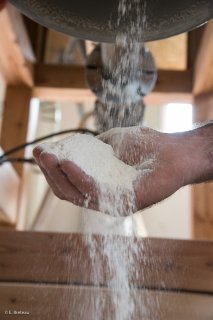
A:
[9, 0, 213, 42]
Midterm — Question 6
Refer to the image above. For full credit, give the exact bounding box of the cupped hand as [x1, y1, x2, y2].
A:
[33, 126, 192, 215]
[33, 147, 101, 211]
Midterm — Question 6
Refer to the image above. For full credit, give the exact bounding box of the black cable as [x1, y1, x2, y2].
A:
[1, 158, 36, 165]
[0, 128, 99, 165]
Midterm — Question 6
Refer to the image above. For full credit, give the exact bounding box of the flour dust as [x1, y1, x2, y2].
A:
[38, 0, 149, 318]
[84, 0, 148, 319]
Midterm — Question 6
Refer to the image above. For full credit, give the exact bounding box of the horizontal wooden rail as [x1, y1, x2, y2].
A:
[0, 283, 212, 320]
[33, 64, 192, 104]
[0, 231, 213, 293]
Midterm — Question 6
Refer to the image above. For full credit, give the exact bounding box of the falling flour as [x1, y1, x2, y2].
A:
[38, 133, 141, 319]
[37, 0, 149, 318]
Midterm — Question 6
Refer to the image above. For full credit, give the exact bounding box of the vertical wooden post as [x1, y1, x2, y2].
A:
[0, 86, 32, 177]
[192, 93, 213, 240]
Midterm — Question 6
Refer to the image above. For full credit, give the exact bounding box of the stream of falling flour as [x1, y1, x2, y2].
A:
[80, 1, 147, 319]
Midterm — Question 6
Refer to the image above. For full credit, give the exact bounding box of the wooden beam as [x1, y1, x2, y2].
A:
[187, 26, 205, 71]
[0, 283, 212, 320]
[146, 69, 192, 105]
[0, 86, 32, 176]
[0, 4, 35, 86]
[33, 64, 95, 102]
[33, 87, 95, 103]
[191, 93, 213, 240]
[193, 19, 213, 95]
[192, 20, 213, 240]
[0, 151, 20, 225]
[155, 70, 192, 94]
[144, 92, 192, 106]
[35, 64, 87, 89]
[23, 17, 47, 63]
[33, 64, 192, 103]
[192, 182, 213, 240]
[0, 231, 213, 293]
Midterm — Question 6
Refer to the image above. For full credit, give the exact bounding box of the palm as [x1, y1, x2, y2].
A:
[99, 127, 184, 210]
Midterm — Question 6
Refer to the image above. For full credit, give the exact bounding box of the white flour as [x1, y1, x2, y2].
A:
[40, 133, 138, 217]
[40, 133, 137, 190]
[37, 131, 146, 319]
[38, 0, 149, 318]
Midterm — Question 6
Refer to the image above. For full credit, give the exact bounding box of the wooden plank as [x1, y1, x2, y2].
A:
[144, 92, 192, 106]
[192, 19, 213, 239]
[192, 183, 213, 240]
[23, 17, 47, 63]
[0, 231, 213, 293]
[194, 19, 213, 95]
[192, 93, 213, 240]
[33, 87, 191, 105]
[187, 26, 205, 70]
[0, 283, 212, 320]
[0, 150, 19, 224]
[0, 86, 32, 176]
[154, 70, 192, 94]
[0, 4, 34, 86]
[33, 87, 95, 102]
[33, 64, 95, 102]
[35, 64, 87, 90]
[33, 64, 192, 103]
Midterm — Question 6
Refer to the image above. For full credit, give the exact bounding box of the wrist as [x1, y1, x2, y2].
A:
[175, 123, 213, 185]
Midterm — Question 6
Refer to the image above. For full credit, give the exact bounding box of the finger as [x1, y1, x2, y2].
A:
[39, 152, 85, 207]
[40, 162, 99, 211]
[39, 162, 66, 201]
[33, 148, 70, 200]
[33, 147, 63, 195]
[35, 149, 99, 210]
[60, 160, 99, 202]
[33, 146, 43, 164]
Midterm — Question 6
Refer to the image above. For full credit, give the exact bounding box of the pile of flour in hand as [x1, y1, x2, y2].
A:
[39, 133, 138, 216]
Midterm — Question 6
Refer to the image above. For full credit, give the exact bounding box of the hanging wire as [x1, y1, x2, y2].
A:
[0, 128, 99, 166]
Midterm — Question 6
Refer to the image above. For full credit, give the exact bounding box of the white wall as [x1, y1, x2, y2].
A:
[139, 104, 192, 239]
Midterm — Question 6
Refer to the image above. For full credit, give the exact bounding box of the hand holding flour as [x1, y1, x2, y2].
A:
[33, 125, 213, 216]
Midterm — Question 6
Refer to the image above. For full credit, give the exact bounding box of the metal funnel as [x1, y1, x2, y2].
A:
[10, 0, 213, 42]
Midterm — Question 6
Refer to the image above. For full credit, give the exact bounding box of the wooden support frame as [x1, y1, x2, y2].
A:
[0, 283, 212, 320]
[194, 19, 213, 95]
[192, 19, 213, 240]
[0, 5, 35, 228]
[0, 86, 32, 177]
[33, 64, 95, 102]
[0, 231, 213, 319]
[191, 93, 213, 240]
[0, 4, 35, 86]
[0, 231, 213, 292]
[33, 64, 192, 104]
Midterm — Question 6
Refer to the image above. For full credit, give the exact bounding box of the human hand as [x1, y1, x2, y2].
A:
[98, 127, 188, 210]
[33, 124, 213, 216]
